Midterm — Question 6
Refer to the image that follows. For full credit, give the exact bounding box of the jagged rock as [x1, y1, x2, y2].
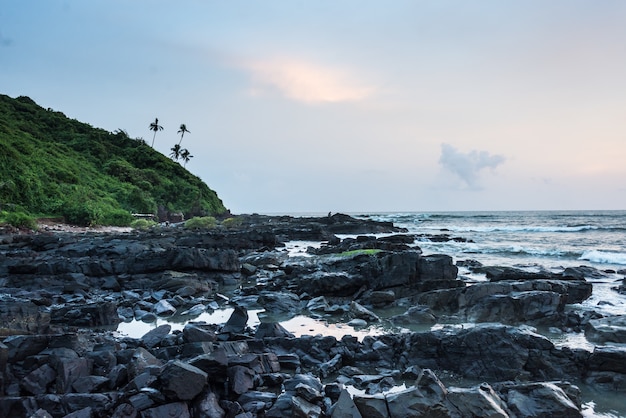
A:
[585, 315, 626, 344]
[222, 305, 249, 335]
[159, 360, 208, 401]
[21, 364, 57, 395]
[257, 291, 301, 315]
[0, 298, 51, 334]
[188, 349, 229, 376]
[352, 394, 388, 418]
[292, 395, 322, 418]
[141, 324, 172, 348]
[72, 375, 110, 393]
[238, 391, 277, 414]
[319, 354, 343, 378]
[63, 406, 94, 418]
[349, 301, 380, 322]
[415, 280, 590, 325]
[30, 409, 54, 418]
[153, 300, 176, 316]
[331, 389, 362, 418]
[110, 403, 137, 418]
[389, 305, 437, 326]
[255, 322, 295, 338]
[192, 390, 225, 418]
[403, 324, 564, 381]
[61, 393, 115, 416]
[183, 323, 218, 343]
[180, 303, 206, 316]
[495, 381, 582, 418]
[241, 263, 257, 276]
[465, 290, 565, 325]
[108, 364, 128, 389]
[306, 296, 330, 312]
[296, 382, 324, 403]
[228, 365, 257, 395]
[127, 347, 163, 379]
[446, 384, 509, 417]
[49, 348, 92, 394]
[587, 346, 626, 374]
[3, 335, 49, 361]
[361, 290, 396, 307]
[417, 254, 458, 281]
[347, 319, 367, 328]
[141, 402, 190, 418]
[298, 271, 364, 296]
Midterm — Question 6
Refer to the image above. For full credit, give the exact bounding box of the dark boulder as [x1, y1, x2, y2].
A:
[221, 306, 249, 335]
[159, 360, 208, 401]
[141, 402, 190, 418]
[494, 381, 582, 418]
[585, 315, 626, 344]
[141, 324, 172, 349]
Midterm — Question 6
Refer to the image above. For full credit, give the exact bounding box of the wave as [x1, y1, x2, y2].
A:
[579, 250, 626, 266]
[414, 239, 580, 258]
[427, 225, 602, 233]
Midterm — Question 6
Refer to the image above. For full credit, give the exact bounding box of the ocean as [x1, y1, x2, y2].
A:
[357, 210, 626, 274]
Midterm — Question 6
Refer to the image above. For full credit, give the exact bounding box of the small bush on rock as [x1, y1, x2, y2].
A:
[222, 217, 243, 229]
[184, 216, 217, 229]
[130, 218, 157, 230]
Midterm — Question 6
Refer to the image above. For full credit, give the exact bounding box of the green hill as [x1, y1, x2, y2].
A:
[0, 94, 227, 226]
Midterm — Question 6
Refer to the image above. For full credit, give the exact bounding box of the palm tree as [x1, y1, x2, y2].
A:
[180, 148, 193, 167]
[177, 123, 190, 145]
[170, 144, 182, 160]
[149, 118, 163, 148]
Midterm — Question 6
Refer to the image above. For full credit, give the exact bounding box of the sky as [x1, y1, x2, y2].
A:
[2, 1, 626, 214]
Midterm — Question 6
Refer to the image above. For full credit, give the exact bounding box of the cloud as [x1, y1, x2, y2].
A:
[239, 57, 374, 104]
[439, 143, 505, 188]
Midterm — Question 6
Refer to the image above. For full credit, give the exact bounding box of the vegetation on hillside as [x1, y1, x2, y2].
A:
[0, 94, 227, 226]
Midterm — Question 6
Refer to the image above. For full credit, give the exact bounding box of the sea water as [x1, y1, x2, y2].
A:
[358, 210, 626, 273]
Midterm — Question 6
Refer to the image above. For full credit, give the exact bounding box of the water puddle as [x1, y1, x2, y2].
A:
[116, 307, 388, 341]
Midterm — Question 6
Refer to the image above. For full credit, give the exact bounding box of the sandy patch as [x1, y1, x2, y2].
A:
[37, 220, 132, 234]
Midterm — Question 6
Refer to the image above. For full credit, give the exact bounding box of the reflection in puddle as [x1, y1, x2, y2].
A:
[116, 307, 387, 341]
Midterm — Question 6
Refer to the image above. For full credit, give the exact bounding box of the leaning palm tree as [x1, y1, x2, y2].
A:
[149, 118, 163, 148]
[177, 123, 190, 145]
[180, 148, 193, 167]
[170, 144, 182, 160]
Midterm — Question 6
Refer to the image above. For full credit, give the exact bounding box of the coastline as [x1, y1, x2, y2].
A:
[0, 213, 624, 417]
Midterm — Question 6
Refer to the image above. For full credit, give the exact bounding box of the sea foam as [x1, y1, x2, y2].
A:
[579, 250, 626, 266]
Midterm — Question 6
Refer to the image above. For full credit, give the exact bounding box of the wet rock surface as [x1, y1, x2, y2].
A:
[0, 214, 624, 416]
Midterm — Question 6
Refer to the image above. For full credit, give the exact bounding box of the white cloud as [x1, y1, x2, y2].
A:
[439, 143, 506, 189]
[238, 57, 375, 104]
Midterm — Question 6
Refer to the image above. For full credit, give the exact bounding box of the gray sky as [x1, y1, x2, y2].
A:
[2, 1, 625, 213]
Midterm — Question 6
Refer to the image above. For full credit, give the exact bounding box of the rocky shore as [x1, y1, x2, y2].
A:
[1, 213, 625, 417]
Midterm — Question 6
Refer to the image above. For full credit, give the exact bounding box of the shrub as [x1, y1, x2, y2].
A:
[102, 208, 134, 226]
[61, 200, 103, 226]
[3, 211, 38, 230]
[130, 218, 157, 230]
[221, 217, 243, 229]
[184, 216, 217, 229]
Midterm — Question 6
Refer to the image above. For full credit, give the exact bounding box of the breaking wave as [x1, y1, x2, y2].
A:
[579, 250, 626, 266]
